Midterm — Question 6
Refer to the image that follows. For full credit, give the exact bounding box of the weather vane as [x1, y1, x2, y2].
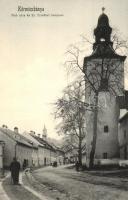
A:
[102, 7, 105, 13]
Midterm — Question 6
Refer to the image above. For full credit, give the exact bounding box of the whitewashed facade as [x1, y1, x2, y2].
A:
[0, 127, 38, 168]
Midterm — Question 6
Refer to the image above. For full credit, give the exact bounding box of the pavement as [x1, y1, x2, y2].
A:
[30, 165, 128, 200]
[20, 172, 52, 200]
[1, 165, 128, 200]
[0, 171, 10, 200]
[0, 165, 73, 200]
[0, 180, 10, 200]
[0, 170, 53, 200]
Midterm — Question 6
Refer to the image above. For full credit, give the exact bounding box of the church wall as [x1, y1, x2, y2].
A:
[95, 92, 120, 159]
[85, 92, 120, 163]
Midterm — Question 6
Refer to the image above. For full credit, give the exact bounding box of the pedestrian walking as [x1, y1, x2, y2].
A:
[10, 157, 21, 185]
[22, 159, 27, 170]
[75, 161, 79, 171]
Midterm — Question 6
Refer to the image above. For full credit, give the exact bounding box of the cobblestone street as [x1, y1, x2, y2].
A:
[2, 165, 128, 200]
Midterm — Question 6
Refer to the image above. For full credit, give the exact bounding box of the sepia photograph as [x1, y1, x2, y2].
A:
[0, 0, 128, 199]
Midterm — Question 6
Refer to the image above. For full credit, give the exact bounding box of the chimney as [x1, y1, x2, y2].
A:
[30, 130, 36, 135]
[2, 125, 8, 129]
[14, 127, 19, 134]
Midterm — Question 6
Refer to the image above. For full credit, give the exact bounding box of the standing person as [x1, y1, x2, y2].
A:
[22, 159, 27, 170]
[75, 161, 79, 171]
[10, 157, 21, 185]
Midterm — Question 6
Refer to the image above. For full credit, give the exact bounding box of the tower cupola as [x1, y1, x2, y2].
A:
[94, 8, 112, 49]
[83, 8, 126, 61]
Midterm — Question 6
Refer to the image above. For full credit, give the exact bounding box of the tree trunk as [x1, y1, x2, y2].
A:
[78, 136, 82, 166]
[89, 92, 98, 169]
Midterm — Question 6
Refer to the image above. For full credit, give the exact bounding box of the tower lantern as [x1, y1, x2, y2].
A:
[94, 8, 112, 47]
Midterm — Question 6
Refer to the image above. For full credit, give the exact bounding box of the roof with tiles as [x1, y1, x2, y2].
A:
[31, 134, 56, 151]
[22, 131, 44, 148]
[0, 127, 37, 149]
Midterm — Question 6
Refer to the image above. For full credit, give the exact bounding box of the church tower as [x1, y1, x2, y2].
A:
[42, 125, 47, 140]
[83, 9, 126, 166]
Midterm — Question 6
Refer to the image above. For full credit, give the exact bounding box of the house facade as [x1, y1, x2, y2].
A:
[0, 127, 65, 168]
[0, 141, 4, 175]
[62, 144, 77, 164]
[0, 127, 38, 168]
[118, 111, 128, 159]
[22, 130, 64, 166]
[30, 134, 54, 165]
[55, 148, 64, 165]
[22, 131, 45, 166]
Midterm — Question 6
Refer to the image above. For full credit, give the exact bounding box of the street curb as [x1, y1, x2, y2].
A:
[20, 172, 53, 200]
[0, 174, 10, 200]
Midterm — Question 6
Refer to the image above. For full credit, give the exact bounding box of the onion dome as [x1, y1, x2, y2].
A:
[83, 8, 126, 67]
[94, 9, 112, 46]
[97, 13, 109, 27]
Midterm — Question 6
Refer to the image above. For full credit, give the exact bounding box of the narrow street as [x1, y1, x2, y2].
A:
[2, 165, 128, 200]
[28, 166, 128, 200]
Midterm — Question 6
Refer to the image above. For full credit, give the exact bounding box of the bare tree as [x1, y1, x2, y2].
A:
[63, 30, 127, 168]
[54, 81, 86, 166]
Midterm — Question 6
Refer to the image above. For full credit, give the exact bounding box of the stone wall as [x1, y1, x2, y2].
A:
[86, 92, 120, 163]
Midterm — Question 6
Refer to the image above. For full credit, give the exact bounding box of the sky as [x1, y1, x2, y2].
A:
[0, 0, 128, 139]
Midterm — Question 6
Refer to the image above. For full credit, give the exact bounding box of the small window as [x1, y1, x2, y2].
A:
[124, 130, 126, 139]
[104, 125, 109, 133]
[100, 38, 105, 42]
[103, 152, 108, 159]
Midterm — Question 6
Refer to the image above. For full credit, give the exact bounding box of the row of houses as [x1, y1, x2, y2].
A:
[0, 109, 128, 171]
[0, 126, 64, 170]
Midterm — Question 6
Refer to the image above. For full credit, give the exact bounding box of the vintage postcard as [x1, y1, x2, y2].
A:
[0, 0, 128, 200]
